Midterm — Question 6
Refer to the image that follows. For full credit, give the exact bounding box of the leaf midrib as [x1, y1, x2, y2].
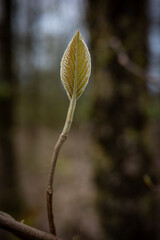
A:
[73, 31, 79, 100]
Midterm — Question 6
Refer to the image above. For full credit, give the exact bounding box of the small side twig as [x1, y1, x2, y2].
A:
[109, 36, 160, 88]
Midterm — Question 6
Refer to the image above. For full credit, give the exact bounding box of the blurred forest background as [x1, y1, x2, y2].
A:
[0, 0, 160, 240]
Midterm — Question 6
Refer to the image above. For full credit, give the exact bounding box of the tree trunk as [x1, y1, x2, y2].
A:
[87, 0, 156, 239]
[0, 0, 22, 227]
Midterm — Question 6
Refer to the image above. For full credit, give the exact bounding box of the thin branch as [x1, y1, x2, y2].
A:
[0, 211, 62, 240]
[109, 36, 160, 88]
[47, 134, 67, 235]
[47, 97, 76, 235]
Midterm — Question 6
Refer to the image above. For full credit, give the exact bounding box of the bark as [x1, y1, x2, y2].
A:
[0, 211, 62, 240]
[87, 0, 156, 239]
[0, 0, 22, 219]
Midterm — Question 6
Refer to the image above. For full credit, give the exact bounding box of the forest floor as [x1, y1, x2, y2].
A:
[15, 124, 105, 240]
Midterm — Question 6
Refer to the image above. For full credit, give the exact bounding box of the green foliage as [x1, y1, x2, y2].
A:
[61, 30, 91, 100]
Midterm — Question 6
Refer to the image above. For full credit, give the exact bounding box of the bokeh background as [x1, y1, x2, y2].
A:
[0, 0, 160, 240]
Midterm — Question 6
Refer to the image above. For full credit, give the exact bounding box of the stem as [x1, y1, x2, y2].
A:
[47, 96, 76, 235]
[62, 95, 77, 135]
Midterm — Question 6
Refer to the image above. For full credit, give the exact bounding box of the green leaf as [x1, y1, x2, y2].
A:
[60, 30, 91, 100]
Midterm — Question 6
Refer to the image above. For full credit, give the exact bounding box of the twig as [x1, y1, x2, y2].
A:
[47, 134, 67, 235]
[47, 97, 76, 235]
[46, 30, 91, 235]
[0, 211, 62, 240]
[109, 36, 160, 88]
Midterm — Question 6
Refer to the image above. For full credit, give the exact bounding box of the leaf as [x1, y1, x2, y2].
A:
[60, 30, 91, 100]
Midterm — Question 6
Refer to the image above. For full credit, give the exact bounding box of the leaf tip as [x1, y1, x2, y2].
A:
[76, 29, 80, 34]
[75, 29, 80, 39]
